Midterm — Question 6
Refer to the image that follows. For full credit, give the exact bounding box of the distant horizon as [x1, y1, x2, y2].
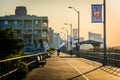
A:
[0, 0, 120, 47]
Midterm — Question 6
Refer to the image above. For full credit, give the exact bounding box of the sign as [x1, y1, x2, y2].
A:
[67, 35, 71, 41]
[73, 29, 78, 40]
[59, 42, 65, 48]
[92, 4, 102, 23]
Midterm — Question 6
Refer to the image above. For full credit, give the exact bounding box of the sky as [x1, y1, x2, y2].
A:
[0, 0, 120, 47]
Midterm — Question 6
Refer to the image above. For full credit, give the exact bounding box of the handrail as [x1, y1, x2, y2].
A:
[0, 52, 48, 79]
[80, 52, 120, 67]
[0, 68, 19, 79]
[0, 53, 44, 63]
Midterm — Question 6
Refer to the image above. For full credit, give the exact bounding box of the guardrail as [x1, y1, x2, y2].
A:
[0, 52, 48, 80]
[107, 53, 120, 67]
[64, 50, 120, 67]
[80, 52, 120, 67]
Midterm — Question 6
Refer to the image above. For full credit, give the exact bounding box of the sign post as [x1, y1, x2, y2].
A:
[103, 0, 107, 66]
[92, 0, 107, 66]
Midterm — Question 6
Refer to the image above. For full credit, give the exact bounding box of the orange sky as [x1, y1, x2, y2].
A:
[0, 0, 120, 47]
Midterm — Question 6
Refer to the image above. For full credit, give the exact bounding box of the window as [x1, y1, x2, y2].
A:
[25, 37, 31, 45]
[35, 20, 38, 25]
[4, 21, 8, 24]
[4, 21, 9, 27]
[42, 22, 47, 27]
[14, 21, 18, 25]
[14, 21, 18, 27]
[34, 30, 39, 35]
[42, 32, 47, 37]
[19, 21, 22, 27]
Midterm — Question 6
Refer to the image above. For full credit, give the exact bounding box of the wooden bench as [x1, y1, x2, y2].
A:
[47, 52, 51, 58]
[36, 55, 46, 67]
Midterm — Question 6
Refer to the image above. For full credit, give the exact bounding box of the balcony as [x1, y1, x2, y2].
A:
[33, 26, 48, 30]
[22, 30, 33, 35]
[33, 34, 48, 40]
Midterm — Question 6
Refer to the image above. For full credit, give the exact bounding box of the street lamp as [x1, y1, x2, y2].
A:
[68, 6, 80, 57]
[103, 0, 107, 66]
[60, 32, 66, 40]
[61, 28, 68, 51]
[60, 32, 67, 51]
[64, 23, 73, 56]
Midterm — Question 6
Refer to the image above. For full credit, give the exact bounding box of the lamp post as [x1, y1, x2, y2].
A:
[60, 32, 67, 51]
[60, 32, 66, 40]
[68, 6, 80, 57]
[103, 0, 107, 66]
[62, 28, 68, 51]
[64, 23, 73, 56]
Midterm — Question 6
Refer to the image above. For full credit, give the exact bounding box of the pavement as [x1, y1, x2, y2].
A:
[25, 52, 120, 80]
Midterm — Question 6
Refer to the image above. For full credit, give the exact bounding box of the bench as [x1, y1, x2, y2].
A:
[47, 52, 51, 58]
[36, 55, 46, 67]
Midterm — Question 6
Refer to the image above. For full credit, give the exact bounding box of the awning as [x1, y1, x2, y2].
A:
[79, 40, 102, 44]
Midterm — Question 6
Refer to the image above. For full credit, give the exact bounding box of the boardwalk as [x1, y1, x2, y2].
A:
[25, 52, 120, 80]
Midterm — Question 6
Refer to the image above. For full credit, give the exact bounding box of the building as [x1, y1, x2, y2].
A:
[80, 32, 103, 50]
[53, 33, 61, 49]
[48, 27, 54, 48]
[72, 37, 84, 48]
[0, 6, 49, 52]
[89, 32, 103, 48]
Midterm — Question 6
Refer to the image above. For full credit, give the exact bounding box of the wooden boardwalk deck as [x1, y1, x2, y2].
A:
[25, 52, 120, 80]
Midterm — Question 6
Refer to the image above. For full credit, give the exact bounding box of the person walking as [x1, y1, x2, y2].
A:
[57, 48, 60, 56]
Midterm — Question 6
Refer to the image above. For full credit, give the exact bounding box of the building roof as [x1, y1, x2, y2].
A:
[0, 15, 48, 20]
[0, 6, 48, 20]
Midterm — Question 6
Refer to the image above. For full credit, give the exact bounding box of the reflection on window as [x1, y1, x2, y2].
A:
[42, 22, 47, 27]
[4, 21, 8, 24]
[14, 21, 18, 25]
[4, 21, 8, 27]
[34, 30, 39, 35]
[19, 22, 22, 27]
[14, 21, 18, 27]
[25, 37, 31, 45]
[35, 20, 38, 24]
[42, 32, 47, 37]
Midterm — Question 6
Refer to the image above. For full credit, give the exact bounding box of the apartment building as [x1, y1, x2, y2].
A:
[0, 6, 49, 52]
[53, 33, 61, 49]
[48, 28, 54, 48]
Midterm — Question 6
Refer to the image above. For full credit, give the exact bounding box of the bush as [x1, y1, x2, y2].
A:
[16, 61, 28, 79]
[0, 28, 24, 58]
[48, 48, 55, 54]
[5, 51, 28, 80]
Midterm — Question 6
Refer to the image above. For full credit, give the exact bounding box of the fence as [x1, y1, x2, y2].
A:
[107, 53, 120, 67]
[64, 50, 120, 67]
[80, 52, 120, 67]
[0, 52, 48, 80]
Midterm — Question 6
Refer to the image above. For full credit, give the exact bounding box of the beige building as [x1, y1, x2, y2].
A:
[0, 6, 49, 52]
[53, 33, 61, 49]
[48, 28, 54, 48]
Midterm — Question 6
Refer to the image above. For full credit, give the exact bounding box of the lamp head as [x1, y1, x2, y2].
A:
[68, 6, 72, 8]
[64, 23, 67, 25]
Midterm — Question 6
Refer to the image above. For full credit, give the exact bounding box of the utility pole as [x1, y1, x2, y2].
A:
[68, 7, 80, 57]
[103, 0, 107, 66]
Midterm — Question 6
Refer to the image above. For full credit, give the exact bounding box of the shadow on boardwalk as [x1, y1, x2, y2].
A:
[25, 53, 120, 80]
[60, 56, 76, 58]
[101, 66, 120, 77]
[60, 54, 120, 77]
[67, 66, 102, 80]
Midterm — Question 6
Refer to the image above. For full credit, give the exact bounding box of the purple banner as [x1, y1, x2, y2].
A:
[92, 4, 102, 23]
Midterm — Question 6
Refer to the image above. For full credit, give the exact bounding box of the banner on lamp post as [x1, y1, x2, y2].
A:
[67, 35, 71, 42]
[59, 42, 65, 48]
[73, 29, 78, 40]
[92, 4, 102, 23]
